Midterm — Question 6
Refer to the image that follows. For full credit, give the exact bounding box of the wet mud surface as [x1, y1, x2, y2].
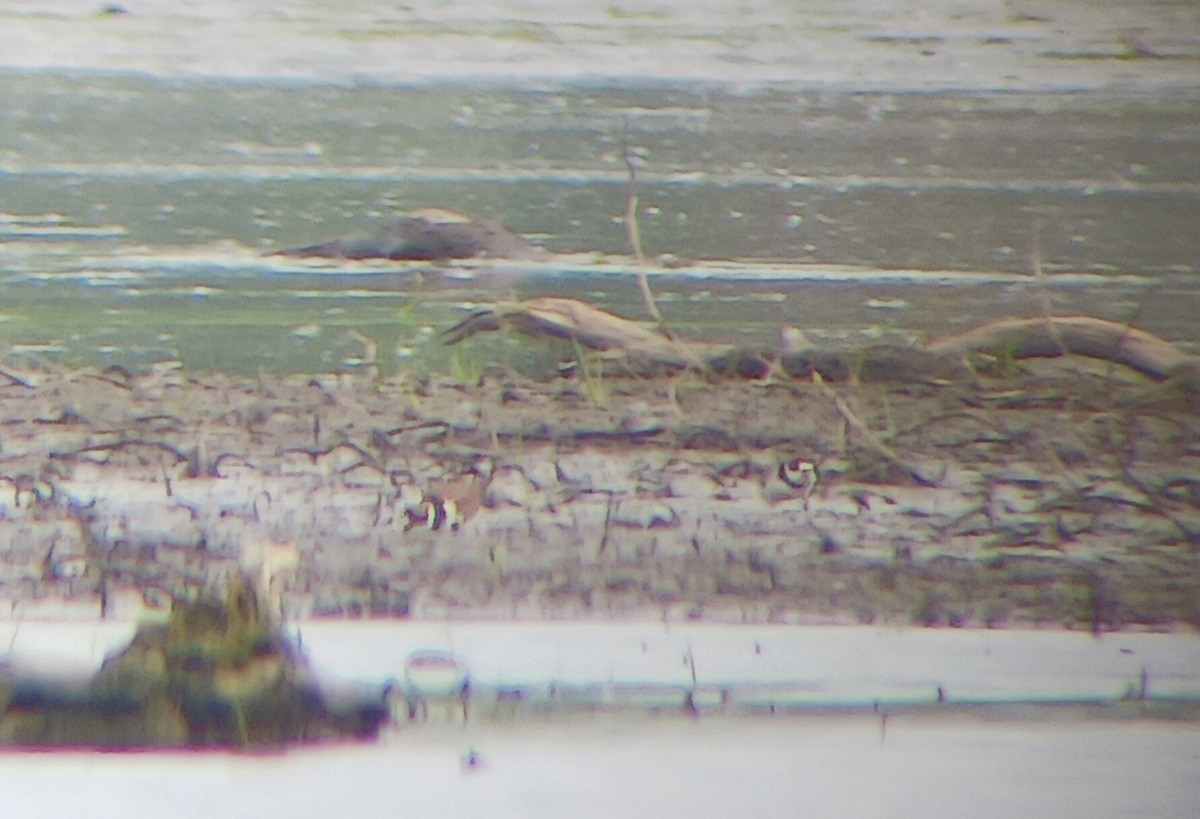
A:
[0, 1, 1198, 635]
[1, 350, 1196, 631]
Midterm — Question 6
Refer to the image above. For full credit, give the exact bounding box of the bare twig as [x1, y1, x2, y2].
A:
[814, 374, 943, 486]
[621, 119, 708, 377]
[347, 329, 380, 383]
[1029, 225, 1068, 358]
[0, 364, 37, 389]
[621, 118, 668, 331]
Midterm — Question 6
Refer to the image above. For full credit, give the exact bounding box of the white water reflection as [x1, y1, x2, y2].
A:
[2, 717, 1198, 819]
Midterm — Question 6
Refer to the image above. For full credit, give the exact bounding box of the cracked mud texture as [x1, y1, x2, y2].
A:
[1, 353, 1197, 633]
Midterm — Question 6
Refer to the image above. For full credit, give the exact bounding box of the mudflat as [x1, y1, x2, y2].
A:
[2, 338, 1196, 629]
[0, 1, 1198, 628]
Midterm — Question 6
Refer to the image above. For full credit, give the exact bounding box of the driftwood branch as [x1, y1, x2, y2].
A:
[926, 316, 1193, 381]
[441, 299, 1198, 387]
[441, 298, 730, 370]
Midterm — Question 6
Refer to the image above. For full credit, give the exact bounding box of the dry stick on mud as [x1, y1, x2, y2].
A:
[0, 363, 35, 389]
[0, 350, 76, 390]
[813, 373, 944, 486]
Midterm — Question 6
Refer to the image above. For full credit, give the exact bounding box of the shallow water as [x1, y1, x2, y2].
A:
[2, 73, 1198, 375]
